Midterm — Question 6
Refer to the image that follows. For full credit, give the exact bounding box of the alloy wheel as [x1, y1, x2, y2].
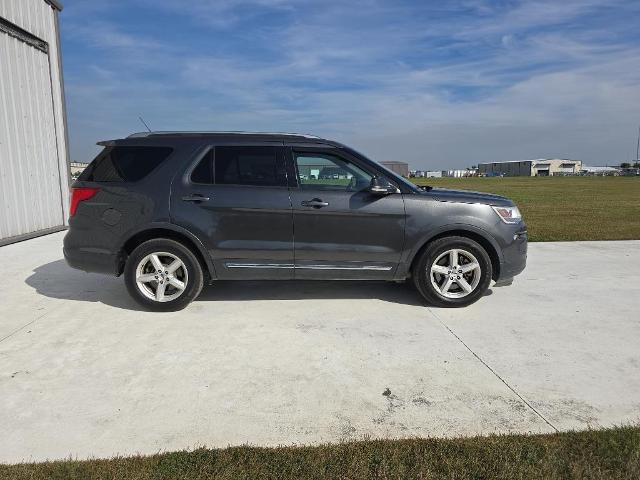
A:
[135, 252, 189, 302]
[429, 249, 481, 299]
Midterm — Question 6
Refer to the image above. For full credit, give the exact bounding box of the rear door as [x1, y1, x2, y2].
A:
[171, 143, 294, 279]
[287, 147, 406, 279]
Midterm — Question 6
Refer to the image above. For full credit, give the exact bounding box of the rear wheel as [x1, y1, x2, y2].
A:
[412, 236, 492, 307]
[124, 238, 204, 311]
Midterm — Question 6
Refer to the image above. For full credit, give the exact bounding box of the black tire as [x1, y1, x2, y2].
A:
[412, 236, 492, 308]
[124, 238, 204, 311]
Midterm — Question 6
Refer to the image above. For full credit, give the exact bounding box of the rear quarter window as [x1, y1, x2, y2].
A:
[81, 146, 173, 182]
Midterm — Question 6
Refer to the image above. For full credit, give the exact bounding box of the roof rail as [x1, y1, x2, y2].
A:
[127, 131, 322, 139]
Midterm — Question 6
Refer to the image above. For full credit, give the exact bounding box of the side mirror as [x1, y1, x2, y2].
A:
[369, 176, 397, 195]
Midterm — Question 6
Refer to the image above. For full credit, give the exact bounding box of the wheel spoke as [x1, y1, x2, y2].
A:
[449, 250, 458, 267]
[460, 262, 480, 273]
[155, 281, 167, 301]
[137, 273, 157, 283]
[150, 254, 164, 272]
[431, 265, 449, 275]
[167, 259, 182, 274]
[440, 278, 453, 294]
[429, 248, 482, 299]
[168, 277, 185, 291]
[135, 251, 189, 303]
[458, 278, 473, 293]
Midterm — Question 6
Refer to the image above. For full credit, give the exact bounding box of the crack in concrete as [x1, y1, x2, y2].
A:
[0, 306, 59, 345]
[428, 308, 559, 433]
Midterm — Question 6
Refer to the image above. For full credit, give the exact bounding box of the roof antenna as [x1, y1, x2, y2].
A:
[138, 116, 152, 133]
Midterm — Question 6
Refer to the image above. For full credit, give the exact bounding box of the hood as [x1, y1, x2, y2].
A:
[426, 187, 514, 207]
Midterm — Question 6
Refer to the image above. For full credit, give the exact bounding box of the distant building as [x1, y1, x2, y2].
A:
[478, 159, 582, 177]
[442, 169, 476, 178]
[426, 171, 442, 178]
[621, 167, 640, 176]
[380, 161, 409, 177]
[70, 162, 89, 178]
[581, 166, 620, 176]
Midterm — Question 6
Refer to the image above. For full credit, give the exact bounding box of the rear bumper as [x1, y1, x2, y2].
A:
[63, 231, 120, 275]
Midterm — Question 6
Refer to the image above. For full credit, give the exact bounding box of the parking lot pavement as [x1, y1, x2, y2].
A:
[0, 233, 638, 463]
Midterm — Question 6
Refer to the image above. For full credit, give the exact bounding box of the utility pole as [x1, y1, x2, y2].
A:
[636, 125, 639, 164]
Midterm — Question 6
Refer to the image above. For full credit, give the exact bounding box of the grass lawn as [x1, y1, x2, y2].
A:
[411, 176, 640, 242]
[2, 426, 638, 480]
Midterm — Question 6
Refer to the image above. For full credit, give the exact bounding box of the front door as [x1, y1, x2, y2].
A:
[171, 144, 294, 279]
[288, 148, 406, 279]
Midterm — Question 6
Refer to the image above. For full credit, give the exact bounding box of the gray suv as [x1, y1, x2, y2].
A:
[64, 132, 527, 311]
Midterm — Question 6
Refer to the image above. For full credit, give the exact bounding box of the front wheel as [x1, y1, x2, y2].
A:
[412, 236, 492, 308]
[124, 238, 204, 311]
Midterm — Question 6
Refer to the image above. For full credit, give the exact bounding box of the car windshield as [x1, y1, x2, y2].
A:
[343, 147, 423, 193]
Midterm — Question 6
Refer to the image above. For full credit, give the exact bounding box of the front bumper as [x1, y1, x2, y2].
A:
[495, 227, 527, 284]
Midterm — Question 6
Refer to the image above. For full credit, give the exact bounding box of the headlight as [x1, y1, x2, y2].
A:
[491, 205, 522, 224]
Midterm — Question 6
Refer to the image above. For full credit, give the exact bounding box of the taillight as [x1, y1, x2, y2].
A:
[69, 187, 100, 217]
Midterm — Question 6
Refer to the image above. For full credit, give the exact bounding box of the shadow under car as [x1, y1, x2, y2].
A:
[26, 260, 429, 310]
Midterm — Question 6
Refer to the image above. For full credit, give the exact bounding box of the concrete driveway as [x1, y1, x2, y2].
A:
[1, 232, 638, 463]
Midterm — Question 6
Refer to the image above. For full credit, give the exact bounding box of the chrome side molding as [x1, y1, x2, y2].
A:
[225, 263, 294, 269]
[224, 263, 392, 271]
[295, 265, 392, 271]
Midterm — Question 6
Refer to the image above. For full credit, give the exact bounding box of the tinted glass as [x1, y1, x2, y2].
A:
[82, 146, 173, 182]
[191, 149, 214, 184]
[215, 146, 286, 186]
[344, 147, 420, 193]
[295, 152, 372, 191]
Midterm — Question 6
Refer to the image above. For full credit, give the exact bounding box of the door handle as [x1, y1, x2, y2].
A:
[301, 198, 329, 208]
[182, 194, 210, 202]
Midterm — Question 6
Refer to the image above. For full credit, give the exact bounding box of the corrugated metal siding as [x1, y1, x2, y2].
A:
[0, 0, 54, 40]
[0, 0, 70, 242]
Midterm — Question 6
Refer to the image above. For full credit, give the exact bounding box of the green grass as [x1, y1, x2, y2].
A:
[2, 426, 638, 480]
[411, 176, 640, 241]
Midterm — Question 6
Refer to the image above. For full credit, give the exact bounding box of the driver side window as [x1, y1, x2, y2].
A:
[294, 152, 372, 191]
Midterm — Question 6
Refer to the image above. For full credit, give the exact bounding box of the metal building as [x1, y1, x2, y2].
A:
[442, 169, 476, 178]
[477, 159, 582, 177]
[380, 161, 409, 177]
[0, 0, 70, 246]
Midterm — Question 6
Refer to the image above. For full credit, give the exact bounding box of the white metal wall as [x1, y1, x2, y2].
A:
[0, 0, 70, 244]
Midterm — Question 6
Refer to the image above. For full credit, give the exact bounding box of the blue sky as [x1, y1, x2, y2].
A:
[60, 0, 640, 168]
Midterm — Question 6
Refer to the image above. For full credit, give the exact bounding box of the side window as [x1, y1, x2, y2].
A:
[82, 146, 173, 182]
[215, 146, 286, 187]
[294, 152, 372, 191]
[190, 149, 214, 184]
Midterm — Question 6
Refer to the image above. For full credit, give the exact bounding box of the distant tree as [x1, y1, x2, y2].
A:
[620, 162, 631, 168]
[634, 162, 640, 168]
